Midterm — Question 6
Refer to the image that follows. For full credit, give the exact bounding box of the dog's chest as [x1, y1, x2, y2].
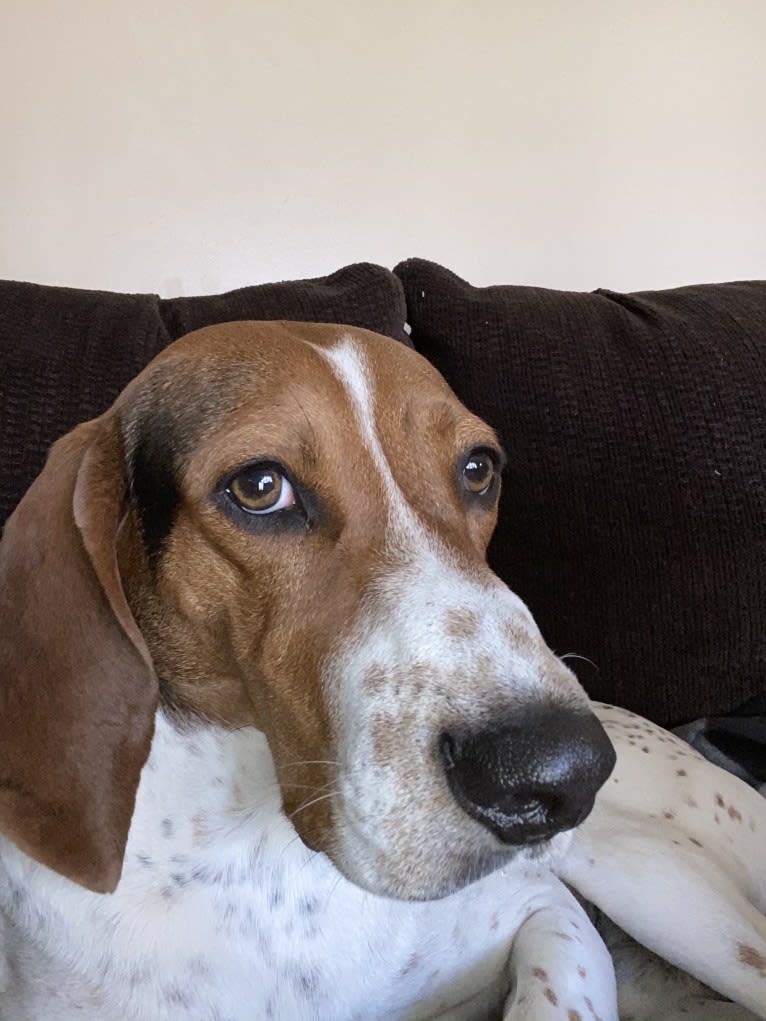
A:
[0, 716, 553, 1021]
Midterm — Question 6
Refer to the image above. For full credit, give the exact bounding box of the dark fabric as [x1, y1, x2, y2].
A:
[160, 265, 410, 343]
[675, 695, 766, 791]
[395, 258, 766, 726]
[0, 264, 408, 528]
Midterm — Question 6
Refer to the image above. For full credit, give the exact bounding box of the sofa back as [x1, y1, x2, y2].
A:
[3, 259, 765, 726]
[0, 264, 408, 526]
[396, 259, 766, 725]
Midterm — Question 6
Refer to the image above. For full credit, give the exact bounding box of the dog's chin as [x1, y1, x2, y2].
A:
[325, 824, 574, 902]
[375, 848, 521, 901]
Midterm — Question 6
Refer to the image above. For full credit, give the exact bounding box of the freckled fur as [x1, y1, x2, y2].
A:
[561, 707, 766, 1020]
[1, 322, 765, 1020]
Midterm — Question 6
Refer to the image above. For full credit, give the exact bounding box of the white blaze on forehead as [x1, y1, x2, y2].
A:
[312, 336, 419, 538]
[310, 338, 590, 896]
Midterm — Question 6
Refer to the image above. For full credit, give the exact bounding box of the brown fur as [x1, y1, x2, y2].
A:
[0, 321, 504, 886]
[0, 419, 157, 892]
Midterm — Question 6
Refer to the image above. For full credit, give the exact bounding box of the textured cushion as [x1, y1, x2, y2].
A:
[395, 258, 766, 726]
[0, 264, 408, 527]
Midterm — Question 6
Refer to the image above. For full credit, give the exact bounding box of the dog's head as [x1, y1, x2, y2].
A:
[0, 322, 614, 898]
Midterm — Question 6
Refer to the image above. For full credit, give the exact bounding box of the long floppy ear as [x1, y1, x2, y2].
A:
[0, 416, 158, 893]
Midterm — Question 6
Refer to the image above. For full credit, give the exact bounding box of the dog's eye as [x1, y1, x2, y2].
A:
[461, 451, 497, 496]
[227, 466, 296, 514]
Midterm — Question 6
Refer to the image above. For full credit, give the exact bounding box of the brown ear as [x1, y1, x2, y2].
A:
[0, 417, 158, 893]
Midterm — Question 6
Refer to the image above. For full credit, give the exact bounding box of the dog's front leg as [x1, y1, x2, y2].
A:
[560, 815, 766, 1018]
[501, 882, 618, 1021]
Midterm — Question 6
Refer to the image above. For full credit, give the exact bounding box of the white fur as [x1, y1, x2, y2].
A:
[312, 338, 418, 533]
[2, 706, 764, 1020]
[560, 707, 766, 1020]
[325, 542, 580, 898]
[315, 338, 586, 898]
[2, 335, 765, 1019]
[0, 710, 615, 1021]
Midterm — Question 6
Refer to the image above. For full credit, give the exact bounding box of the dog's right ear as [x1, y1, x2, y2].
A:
[0, 417, 159, 893]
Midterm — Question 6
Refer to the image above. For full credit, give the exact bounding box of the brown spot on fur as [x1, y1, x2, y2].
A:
[737, 943, 766, 977]
[400, 952, 421, 977]
[689, 837, 703, 847]
[444, 608, 481, 640]
[370, 713, 398, 763]
[544, 987, 558, 1005]
[728, 805, 742, 822]
[191, 811, 209, 846]
[362, 664, 388, 693]
[504, 623, 536, 659]
[555, 931, 573, 941]
[676, 769, 687, 776]
[715, 793, 725, 807]
[475, 653, 495, 680]
[532, 967, 548, 981]
[578, 966, 587, 978]
[663, 811, 675, 820]
[568, 1011, 583, 1021]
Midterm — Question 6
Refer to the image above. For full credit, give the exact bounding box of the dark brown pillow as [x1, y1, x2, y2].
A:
[395, 258, 766, 726]
[0, 263, 408, 527]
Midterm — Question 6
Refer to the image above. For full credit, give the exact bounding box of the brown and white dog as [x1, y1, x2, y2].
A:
[0, 321, 764, 1021]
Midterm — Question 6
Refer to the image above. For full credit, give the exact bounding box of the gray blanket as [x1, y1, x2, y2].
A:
[675, 693, 766, 794]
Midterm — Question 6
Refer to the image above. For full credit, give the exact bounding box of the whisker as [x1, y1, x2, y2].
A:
[277, 759, 340, 772]
[276, 781, 336, 792]
[559, 652, 600, 672]
[289, 791, 338, 819]
[278, 831, 305, 863]
[323, 870, 345, 908]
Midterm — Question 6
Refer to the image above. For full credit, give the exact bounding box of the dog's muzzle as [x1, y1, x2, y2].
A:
[440, 705, 616, 845]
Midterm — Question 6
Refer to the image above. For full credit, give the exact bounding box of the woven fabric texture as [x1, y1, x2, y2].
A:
[395, 258, 766, 726]
[0, 264, 408, 527]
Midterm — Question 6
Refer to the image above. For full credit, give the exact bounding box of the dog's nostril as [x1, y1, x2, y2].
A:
[440, 706, 616, 846]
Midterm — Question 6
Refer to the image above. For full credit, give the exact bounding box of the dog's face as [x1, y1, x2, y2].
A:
[0, 322, 614, 899]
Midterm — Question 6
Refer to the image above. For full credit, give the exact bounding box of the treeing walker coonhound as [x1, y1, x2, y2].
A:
[0, 321, 765, 1021]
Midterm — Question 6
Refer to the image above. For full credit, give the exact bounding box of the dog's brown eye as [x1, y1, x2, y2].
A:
[462, 452, 496, 495]
[227, 467, 296, 514]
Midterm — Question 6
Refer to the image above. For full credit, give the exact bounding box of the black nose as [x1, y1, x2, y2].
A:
[440, 706, 616, 845]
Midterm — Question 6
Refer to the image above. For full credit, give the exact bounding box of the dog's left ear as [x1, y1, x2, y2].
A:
[0, 416, 158, 893]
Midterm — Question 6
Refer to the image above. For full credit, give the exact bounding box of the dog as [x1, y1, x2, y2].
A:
[0, 320, 764, 1020]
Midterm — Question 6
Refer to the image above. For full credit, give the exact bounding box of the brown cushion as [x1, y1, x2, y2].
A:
[0, 264, 408, 527]
[395, 258, 766, 726]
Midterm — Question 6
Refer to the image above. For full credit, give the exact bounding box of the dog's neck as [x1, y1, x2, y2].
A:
[127, 709, 296, 878]
[0, 710, 559, 1021]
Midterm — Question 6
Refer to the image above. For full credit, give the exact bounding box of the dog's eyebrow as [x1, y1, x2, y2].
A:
[283, 382, 319, 471]
[123, 361, 257, 561]
[128, 405, 182, 563]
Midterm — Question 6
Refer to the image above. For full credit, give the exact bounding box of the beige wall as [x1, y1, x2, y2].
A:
[2, 0, 765, 296]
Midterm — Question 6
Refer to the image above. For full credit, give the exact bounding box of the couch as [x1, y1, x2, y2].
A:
[2, 259, 765, 741]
